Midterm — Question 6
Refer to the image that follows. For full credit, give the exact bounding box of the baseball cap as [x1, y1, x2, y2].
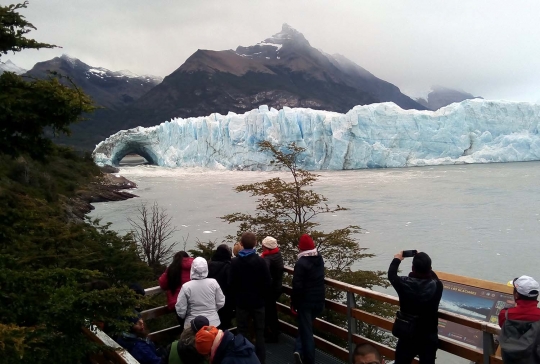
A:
[513, 275, 540, 297]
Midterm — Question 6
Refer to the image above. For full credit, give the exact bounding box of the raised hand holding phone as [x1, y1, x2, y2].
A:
[402, 250, 418, 258]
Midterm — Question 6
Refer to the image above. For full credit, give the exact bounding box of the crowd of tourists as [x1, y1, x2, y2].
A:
[112, 235, 540, 364]
[114, 231, 324, 364]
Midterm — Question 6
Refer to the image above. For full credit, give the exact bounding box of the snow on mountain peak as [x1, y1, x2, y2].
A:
[235, 23, 308, 59]
[60, 53, 79, 66]
[0, 59, 26, 75]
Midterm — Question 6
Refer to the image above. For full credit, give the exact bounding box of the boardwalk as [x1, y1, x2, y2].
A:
[266, 334, 346, 364]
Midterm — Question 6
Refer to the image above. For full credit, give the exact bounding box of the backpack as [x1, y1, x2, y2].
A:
[499, 309, 540, 364]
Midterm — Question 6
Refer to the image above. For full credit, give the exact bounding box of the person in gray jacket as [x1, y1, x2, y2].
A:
[261, 236, 284, 342]
[176, 257, 225, 328]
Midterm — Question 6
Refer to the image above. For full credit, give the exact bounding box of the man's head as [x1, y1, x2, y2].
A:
[354, 343, 384, 364]
[131, 318, 147, 338]
[412, 252, 432, 275]
[240, 232, 257, 249]
[512, 275, 539, 301]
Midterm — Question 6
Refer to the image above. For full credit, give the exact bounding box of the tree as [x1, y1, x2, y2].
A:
[0, 2, 94, 159]
[0, 1, 58, 56]
[129, 201, 178, 273]
[0, 3, 154, 362]
[221, 141, 394, 343]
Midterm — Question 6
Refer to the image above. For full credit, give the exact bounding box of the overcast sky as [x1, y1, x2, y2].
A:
[3, 0, 540, 102]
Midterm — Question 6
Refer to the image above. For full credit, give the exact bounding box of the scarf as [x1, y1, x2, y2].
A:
[261, 247, 280, 257]
[238, 248, 257, 257]
[297, 248, 318, 260]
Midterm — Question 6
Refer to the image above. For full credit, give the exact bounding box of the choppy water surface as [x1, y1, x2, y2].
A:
[90, 161, 540, 284]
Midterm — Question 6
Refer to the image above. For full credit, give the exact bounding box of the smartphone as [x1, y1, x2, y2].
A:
[402, 250, 417, 258]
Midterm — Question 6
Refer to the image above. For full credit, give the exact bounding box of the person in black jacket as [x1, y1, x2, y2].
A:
[291, 234, 325, 364]
[208, 244, 234, 330]
[388, 251, 443, 364]
[230, 232, 272, 364]
[261, 236, 284, 342]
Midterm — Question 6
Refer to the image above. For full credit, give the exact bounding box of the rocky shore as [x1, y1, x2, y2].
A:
[65, 166, 138, 220]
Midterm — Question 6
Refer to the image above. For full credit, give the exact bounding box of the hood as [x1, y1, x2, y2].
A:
[229, 333, 256, 357]
[401, 277, 438, 303]
[190, 257, 208, 280]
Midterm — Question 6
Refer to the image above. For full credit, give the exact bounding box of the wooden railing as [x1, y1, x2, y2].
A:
[86, 267, 505, 364]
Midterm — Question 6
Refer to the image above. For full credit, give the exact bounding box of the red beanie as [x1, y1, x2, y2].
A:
[298, 234, 315, 251]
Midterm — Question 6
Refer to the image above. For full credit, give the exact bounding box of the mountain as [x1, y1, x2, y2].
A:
[113, 24, 426, 132]
[0, 60, 26, 75]
[24, 55, 163, 149]
[25, 54, 162, 110]
[416, 86, 483, 110]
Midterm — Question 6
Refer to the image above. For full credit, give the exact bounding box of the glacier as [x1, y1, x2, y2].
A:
[92, 99, 540, 170]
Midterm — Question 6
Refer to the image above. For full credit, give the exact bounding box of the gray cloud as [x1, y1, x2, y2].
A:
[4, 0, 540, 102]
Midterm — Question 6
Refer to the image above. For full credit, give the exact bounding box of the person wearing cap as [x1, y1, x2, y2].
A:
[165, 316, 209, 364]
[230, 232, 272, 364]
[499, 275, 540, 328]
[291, 234, 325, 364]
[195, 325, 261, 364]
[176, 257, 226, 329]
[261, 236, 284, 343]
[115, 314, 164, 364]
[388, 251, 443, 364]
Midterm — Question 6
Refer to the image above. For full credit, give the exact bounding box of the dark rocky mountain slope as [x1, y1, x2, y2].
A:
[416, 85, 482, 110]
[112, 24, 426, 131]
[24, 55, 162, 149]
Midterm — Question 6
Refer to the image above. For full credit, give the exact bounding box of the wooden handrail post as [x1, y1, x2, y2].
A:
[482, 331, 495, 364]
[347, 291, 357, 364]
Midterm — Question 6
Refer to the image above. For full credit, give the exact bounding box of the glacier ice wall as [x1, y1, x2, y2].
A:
[93, 100, 540, 170]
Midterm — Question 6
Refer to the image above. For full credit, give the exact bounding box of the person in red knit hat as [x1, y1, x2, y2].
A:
[291, 234, 325, 364]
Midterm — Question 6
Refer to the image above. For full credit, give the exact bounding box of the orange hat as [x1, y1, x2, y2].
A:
[195, 326, 219, 355]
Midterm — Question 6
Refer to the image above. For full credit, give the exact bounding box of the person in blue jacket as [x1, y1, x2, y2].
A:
[116, 313, 164, 364]
[195, 325, 261, 364]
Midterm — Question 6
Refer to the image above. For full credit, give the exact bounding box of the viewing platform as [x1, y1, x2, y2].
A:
[86, 267, 510, 364]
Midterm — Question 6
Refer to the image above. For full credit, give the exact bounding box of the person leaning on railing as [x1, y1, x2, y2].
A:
[388, 251, 443, 364]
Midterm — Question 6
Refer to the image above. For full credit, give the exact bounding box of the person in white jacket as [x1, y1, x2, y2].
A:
[175, 257, 225, 328]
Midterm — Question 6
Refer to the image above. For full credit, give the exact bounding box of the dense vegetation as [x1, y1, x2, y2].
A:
[0, 3, 154, 363]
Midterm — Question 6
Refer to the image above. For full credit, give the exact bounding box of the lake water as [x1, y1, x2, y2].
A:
[90, 161, 540, 285]
[90, 161, 540, 362]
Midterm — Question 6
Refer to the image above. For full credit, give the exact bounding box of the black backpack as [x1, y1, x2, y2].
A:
[499, 309, 540, 364]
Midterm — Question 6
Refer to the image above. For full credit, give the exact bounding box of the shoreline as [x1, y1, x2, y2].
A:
[68, 166, 138, 221]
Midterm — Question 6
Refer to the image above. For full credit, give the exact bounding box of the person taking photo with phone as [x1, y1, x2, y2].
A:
[388, 250, 443, 364]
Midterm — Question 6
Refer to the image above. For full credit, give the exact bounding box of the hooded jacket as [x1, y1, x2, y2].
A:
[230, 251, 272, 309]
[159, 257, 194, 311]
[212, 331, 261, 364]
[388, 258, 443, 335]
[175, 257, 226, 328]
[291, 254, 325, 309]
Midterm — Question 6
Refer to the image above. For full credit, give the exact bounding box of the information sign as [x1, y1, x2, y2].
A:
[437, 279, 514, 348]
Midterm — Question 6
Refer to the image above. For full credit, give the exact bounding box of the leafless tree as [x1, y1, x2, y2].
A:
[128, 201, 178, 270]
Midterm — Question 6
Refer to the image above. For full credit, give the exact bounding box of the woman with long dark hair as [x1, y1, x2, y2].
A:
[159, 251, 194, 325]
